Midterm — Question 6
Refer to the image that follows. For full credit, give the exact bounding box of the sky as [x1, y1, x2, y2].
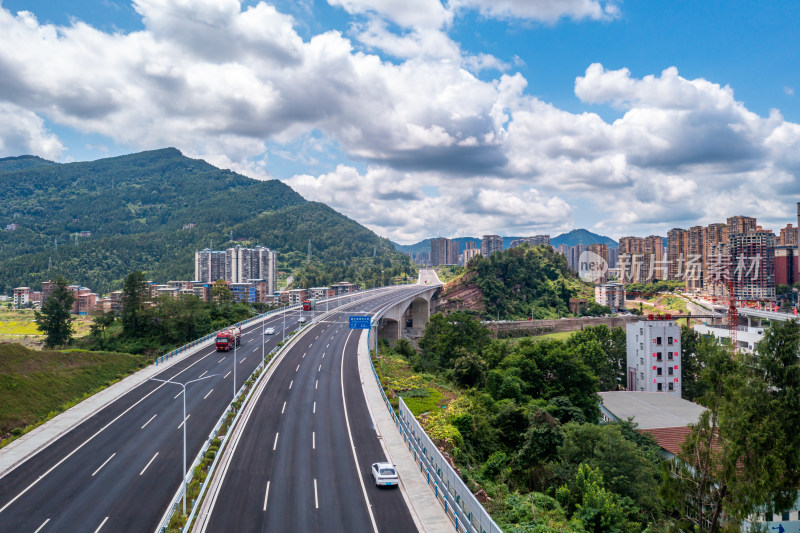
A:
[1, 0, 799, 244]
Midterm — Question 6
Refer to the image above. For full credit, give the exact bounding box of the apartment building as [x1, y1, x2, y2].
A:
[595, 282, 626, 311]
[481, 235, 503, 258]
[462, 247, 481, 266]
[430, 238, 459, 266]
[626, 320, 682, 396]
[12, 287, 30, 308]
[195, 245, 277, 294]
[685, 226, 704, 291]
[509, 235, 551, 248]
[728, 230, 776, 300]
[779, 223, 798, 247]
[666, 228, 687, 281]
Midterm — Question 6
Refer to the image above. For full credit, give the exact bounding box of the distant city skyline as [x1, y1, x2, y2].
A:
[0, 1, 798, 243]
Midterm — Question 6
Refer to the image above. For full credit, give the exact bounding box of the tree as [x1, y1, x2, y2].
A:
[210, 279, 233, 303]
[121, 271, 149, 337]
[34, 277, 75, 348]
[680, 326, 706, 401]
[662, 326, 800, 532]
[418, 311, 491, 369]
[90, 311, 116, 343]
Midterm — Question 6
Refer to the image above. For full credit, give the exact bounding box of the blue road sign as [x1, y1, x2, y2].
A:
[349, 315, 372, 329]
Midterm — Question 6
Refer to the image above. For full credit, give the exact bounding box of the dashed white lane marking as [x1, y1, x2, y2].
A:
[141, 414, 157, 429]
[313, 432, 316, 450]
[240, 357, 246, 364]
[263, 481, 270, 511]
[174, 390, 183, 399]
[313, 402, 316, 414]
[223, 371, 231, 379]
[296, 365, 300, 372]
[178, 415, 190, 429]
[282, 402, 286, 414]
[314, 479, 319, 509]
[218, 357, 225, 363]
[34, 519, 49, 533]
[203, 389, 214, 400]
[93, 517, 109, 533]
[92, 453, 116, 477]
[289, 380, 293, 389]
[199, 371, 208, 378]
[315, 380, 318, 390]
[139, 452, 159, 476]
[318, 364, 322, 372]
[273, 432, 279, 451]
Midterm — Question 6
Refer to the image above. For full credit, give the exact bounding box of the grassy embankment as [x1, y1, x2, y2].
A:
[0, 343, 143, 446]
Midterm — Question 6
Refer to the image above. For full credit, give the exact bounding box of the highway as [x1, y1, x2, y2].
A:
[0, 291, 385, 532]
[194, 285, 430, 533]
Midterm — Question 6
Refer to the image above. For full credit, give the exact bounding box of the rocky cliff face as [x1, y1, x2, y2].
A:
[434, 271, 485, 314]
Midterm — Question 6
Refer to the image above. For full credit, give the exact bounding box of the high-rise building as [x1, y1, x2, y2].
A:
[779, 223, 798, 247]
[194, 249, 226, 283]
[703, 223, 728, 297]
[775, 246, 797, 286]
[588, 243, 610, 283]
[727, 215, 757, 237]
[626, 320, 682, 396]
[481, 235, 503, 258]
[685, 226, 704, 291]
[666, 228, 687, 281]
[728, 229, 776, 301]
[195, 246, 277, 294]
[644, 235, 664, 281]
[509, 235, 551, 248]
[462, 247, 481, 266]
[431, 238, 459, 266]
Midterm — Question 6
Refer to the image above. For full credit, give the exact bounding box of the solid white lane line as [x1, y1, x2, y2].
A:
[315, 380, 318, 390]
[314, 478, 319, 509]
[0, 349, 216, 515]
[240, 357, 246, 364]
[93, 516, 109, 533]
[289, 380, 293, 389]
[33, 519, 49, 533]
[140, 452, 159, 476]
[218, 357, 225, 363]
[203, 389, 214, 400]
[178, 415, 190, 429]
[92, 453, 116, 477]
[141, 414, 157, 429]
[223, 371, 231, 379]
[199, 370, 208, 378]
[296, 365, 300, 372]
[313, 402, 316, 414]
[174, 390, 183, 399]
[263, 481, 270, 512]
[313, 432, 316, 450]
[340, 329, 379, 533]
[281, 402, 286, 414]
[273, 433, 279, 451]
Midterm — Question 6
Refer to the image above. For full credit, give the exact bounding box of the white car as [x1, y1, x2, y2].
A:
[298, 316, 307, 324]
[371, 462, 398, 487]
[264, 327, 275, 335]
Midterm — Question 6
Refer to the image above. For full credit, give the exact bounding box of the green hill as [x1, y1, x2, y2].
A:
[0, 148, 413, 294]
[438, 244, 593, 320]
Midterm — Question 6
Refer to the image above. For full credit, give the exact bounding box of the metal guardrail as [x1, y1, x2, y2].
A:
[154, 307, 299, 533]
[365, 290, 502, 533]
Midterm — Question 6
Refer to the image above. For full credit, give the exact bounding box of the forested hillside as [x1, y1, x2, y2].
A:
[438, 245, 594, 320]
[0, 148, 413, 293]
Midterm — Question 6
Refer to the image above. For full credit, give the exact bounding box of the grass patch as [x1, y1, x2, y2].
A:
[0, 343, 143, 441]
[401, 388, 445, 415]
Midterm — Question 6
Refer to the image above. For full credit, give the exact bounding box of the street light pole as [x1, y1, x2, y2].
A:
[149, 374, 215, 514]
[233, 333, 237, 401]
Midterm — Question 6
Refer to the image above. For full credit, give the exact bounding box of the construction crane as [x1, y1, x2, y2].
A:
[728, 280, 737, 354]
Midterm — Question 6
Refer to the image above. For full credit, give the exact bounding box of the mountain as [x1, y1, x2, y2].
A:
[0, 148, 413, 294]
[551, 229, 618, 248]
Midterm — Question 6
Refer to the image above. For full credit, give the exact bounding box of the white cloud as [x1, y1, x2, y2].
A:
[0, 3, 798, 243]
[0, 101, 63, 160]
[451, 0, 620, 23]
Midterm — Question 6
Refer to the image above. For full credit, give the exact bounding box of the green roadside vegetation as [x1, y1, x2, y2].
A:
[436, 265, 465, 283]
[0, 343, 143, 445]
[374, 312, 800, 532]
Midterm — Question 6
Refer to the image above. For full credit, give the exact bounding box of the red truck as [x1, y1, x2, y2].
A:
[215, 327, 242, 351]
